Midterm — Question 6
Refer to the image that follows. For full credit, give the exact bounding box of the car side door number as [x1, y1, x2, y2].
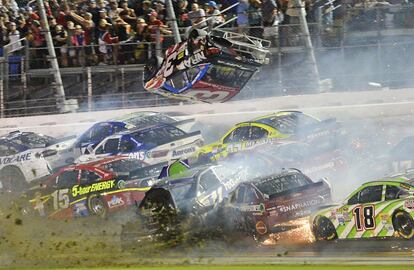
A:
[51, 189, 70, 210]
[353, 205, 376, 231]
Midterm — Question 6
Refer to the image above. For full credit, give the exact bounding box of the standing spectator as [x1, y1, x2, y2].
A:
[286, 0, 304, 24]
[66, 21, 77, 66]
[188, 3, 207, 28]
[206, 1, 225, 30]
[48, 17, 58, 37]
[108, 0, 122, 20]
[176, 0, 192, 27]
[27, 20, 46, 68]
[248, 0, 263, 37]
[237, 0, 249, 33]
[68, 10, 96, 63]
[261, 0, 279, 45]
[97, 19, 119, 64]
[135, 0, 154, 20]
[53, 24, 69, 67]
[71, 25, 87, 66]
[120, 0, 137, 25]
[0, 17, 7, 55]
[114, 17, 133, 64]
[6, 21, 22, 53]
[147, 11, 172, 48]
[99, 9, 113, 25]
[134, 18, 150, 62]
[89, 0, 101, 27]
[155, 1, 168, 22]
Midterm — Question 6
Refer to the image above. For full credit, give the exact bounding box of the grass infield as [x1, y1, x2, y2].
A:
[10, 265, 414, 270]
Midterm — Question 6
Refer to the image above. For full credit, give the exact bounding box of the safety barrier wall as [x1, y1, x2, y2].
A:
[1, 88, 413, 137]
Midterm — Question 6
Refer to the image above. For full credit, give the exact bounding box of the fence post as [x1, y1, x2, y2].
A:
[0, 57, 5, 118]
[87, 67, 92, 111]
[21, 56, 27, 115]
[155, 28, 162, 58]
[121, 67, 125, 108]
[316, 6, 323, 48]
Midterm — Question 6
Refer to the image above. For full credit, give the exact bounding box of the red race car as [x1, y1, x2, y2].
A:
[18, 156, 162, 219]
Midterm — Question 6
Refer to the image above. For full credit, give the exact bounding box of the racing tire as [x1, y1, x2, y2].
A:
[313, 216, 338, 241]
[87, 194, 108, 218]
[392, 211, 414, 239]
[0, 166, 28, 194]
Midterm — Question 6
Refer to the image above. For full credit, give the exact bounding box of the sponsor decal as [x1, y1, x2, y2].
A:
[107, 196, 125, 208]
[72, 180, 115, 197]
[172, 147, 196, 157]
[330, 210, 337, 220]
[127, 151, 150, 161]
[177, 50, 207, 70]
[0, 152, 32, 165]
[400, 183, 411, 190]
[343, 212, 351, 222]
[269, 210, 278, 216]
[304, 162, 335, 175]
[404, 199, 414, 210]
[277, 199, 320, 213]
[255, 221, 268, 235]
[240, 203, 265, 214]
[73, 202, 88, 217]
[117, 180, 126, 189]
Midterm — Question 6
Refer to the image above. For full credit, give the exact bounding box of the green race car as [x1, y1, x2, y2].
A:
[195, 111, 338, 162]
[311, 171, 414, 241]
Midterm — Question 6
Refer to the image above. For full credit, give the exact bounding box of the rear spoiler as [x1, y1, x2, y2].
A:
[170, 118, 195, 127]
[159, 159, 190, 179]
[267, 181, 326, 200]
[296, 118, 341, 141]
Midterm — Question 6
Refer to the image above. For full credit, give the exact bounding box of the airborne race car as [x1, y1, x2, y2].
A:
[311, 172, 414, 241]
[144, 29, 270, 103]
[0, 131, 76, 192]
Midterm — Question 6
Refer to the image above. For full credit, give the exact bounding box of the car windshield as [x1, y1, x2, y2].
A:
[255, 173, 311, 196]
[10, 132, 54, 148]
[125, 114, 176, 128]
[101, 158, 144, 173]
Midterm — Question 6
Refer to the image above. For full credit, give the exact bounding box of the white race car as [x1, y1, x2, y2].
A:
[76, 124, 203, 166]
[0, 131, 76, 192]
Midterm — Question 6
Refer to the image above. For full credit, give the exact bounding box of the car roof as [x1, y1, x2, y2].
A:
[234, 111, 307, 128]
[246, 168, 304, 185]
[361, 173, 414, 187]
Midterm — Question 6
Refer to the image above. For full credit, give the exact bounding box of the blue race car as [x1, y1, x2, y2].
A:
[76, 123, 204, 165]
[74, 111, 195, 157]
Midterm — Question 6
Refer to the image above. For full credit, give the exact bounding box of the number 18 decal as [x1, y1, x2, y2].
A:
[353, 205, 376, 231]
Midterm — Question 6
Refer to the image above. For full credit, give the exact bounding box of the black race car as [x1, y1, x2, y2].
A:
[143, 29, 270, 103]
[219, 169, 331, 239]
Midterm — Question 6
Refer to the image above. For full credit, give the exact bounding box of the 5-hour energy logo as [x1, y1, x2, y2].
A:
[72, 180, 115, 197]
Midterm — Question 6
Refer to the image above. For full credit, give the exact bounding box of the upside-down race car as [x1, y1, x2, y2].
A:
[143, 29, 270, 103]
[311, 172, 414, 241]
[195, 111, 341, 162]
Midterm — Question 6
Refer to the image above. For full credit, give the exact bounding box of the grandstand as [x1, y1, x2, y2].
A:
[1, 0, 414, 117]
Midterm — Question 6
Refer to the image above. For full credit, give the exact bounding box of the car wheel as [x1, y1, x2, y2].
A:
[393, 211, 414, 239]
[87, 194, 107, 218]
[0, 166, 28, 193]
[313, 216, 337, 241]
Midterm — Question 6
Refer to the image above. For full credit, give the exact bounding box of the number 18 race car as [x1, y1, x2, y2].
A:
[143, 29, 270, 103]
[311, 171, 414, 241]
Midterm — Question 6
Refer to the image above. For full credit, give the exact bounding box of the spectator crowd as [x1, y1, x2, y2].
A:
[1, 0, 413, 68]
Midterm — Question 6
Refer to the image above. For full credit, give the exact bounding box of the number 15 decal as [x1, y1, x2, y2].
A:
[353, 205, 376, 231]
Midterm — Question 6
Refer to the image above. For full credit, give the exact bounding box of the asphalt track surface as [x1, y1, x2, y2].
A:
[2, 111, 414, 268]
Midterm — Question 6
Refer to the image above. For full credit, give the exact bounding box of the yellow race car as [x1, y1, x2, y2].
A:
[196, 111, 338, 162]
